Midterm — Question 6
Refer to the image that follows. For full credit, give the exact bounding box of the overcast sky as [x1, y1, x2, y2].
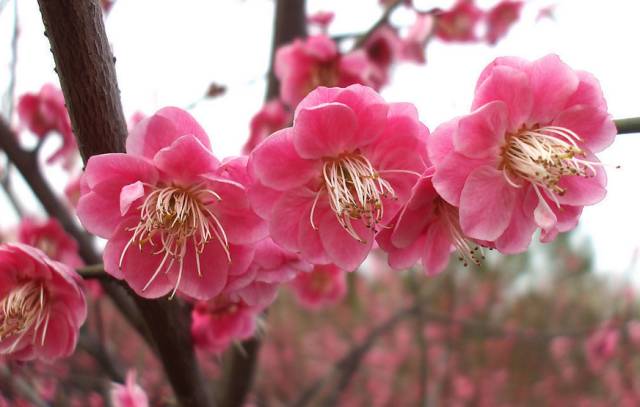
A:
[1, 0, 639, 280]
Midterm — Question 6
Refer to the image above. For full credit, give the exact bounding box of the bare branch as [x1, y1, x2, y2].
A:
[36, 1, 213, 405]
[615, 117, 640, 134]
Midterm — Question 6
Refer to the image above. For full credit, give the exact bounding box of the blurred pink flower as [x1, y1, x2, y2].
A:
[485, 1, 524, 45]
[191, 295, 260, 353]
[401, 13, 435, 64]
[307, 11, 335, 30]
[362, 25, 403, 88]
[585, 327, 619, 372]
[627, 321, 640, 348]
[275, 35, 374, 107]
[290, 264, 347, 309]
[249, 85, 428, 269]
[77, 107, 266, 299]
[17, 217, 84, 269]
[16, 84, 78, 168]
[435, 0, 483, 43]
[0, 243, 86, 361]
[111, 370, 148, 407]
[430, 54, 615, 253]
[242, 100, 291, 154]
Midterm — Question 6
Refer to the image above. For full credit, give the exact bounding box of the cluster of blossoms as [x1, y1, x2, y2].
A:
[0, 52, 615, 366]
[244, 0, 528, 153]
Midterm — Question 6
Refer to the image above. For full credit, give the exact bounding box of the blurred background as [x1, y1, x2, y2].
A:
[1, 0, 639, 405]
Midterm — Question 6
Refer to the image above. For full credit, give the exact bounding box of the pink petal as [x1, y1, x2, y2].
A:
[494, 189, 537, 254]
[432, 152, 491, 206]
[248, 128, 320, 190]
[459, 166, 517, 241]
[527, 54, 580, 126]
[126, 107, 211, 159]
[293, 102, 358, 159]
[222, 211, 269, 245]
[332, 84, 389, 147]
[428, 118, 456, 165]
[269, 189, 315, 253]
[472, 65, 533, 133]
[119, 181, 145, 216]
[552, 105, 616, 153]
[318, 210, 373, 271]
[153, 135, 219, 183]
[422, 220, 453, 275]
[166, 240, 230, 300]
[565, 70, 608, 110]
[556, 158, 607, 206]
[454, 101, 508, 159]
[103, 218, 173, 298]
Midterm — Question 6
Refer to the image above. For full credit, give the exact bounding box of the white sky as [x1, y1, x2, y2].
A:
[1, 0, 639, 280]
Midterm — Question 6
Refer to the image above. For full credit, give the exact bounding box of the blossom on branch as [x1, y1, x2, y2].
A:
[110, 370, 148, 407]
[77, 107, 266, 300]
[249, 85, 428, 270]
[0, 243, 86, 361]
[290, 264, 347, 310]
[275, 35, 375, 107]
[429, 54, 615, 253]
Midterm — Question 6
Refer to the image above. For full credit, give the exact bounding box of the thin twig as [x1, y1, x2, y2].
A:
[615, 117, 640, 134]
[0, 365, 49, 407]
[353, 0, 405, 49]
[78, 332, 126, 383]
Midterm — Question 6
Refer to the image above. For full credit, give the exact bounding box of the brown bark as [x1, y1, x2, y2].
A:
[36, 1, 212, 406]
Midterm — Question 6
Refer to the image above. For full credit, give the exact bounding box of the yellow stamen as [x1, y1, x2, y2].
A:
[120, 183, 229, 294]
[0, 281, 50, 350]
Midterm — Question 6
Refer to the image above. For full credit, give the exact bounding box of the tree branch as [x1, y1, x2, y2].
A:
[36, 1, 212, 405]
[615, 117, 640, 134]
[78, 332, 126, 383]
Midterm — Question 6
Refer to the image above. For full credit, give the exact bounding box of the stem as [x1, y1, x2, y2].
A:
[615, 117, 640, 134]
[36, 1, 212, 405]
[353, 0, 404, 49]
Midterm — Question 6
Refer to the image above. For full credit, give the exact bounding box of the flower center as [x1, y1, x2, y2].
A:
[120, 183, 229, 297]
[501, 126, 597, 202]
[0, 281, 49, 350]
[311, 153, 395, 243]
[436, 199, 485, 267]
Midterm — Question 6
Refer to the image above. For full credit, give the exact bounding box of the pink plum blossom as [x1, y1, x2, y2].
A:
[191, 295, 260, 353]
[485, 1, 524, 45]
[16, 84, 78, 168]
[585, 327, 619, 372]
[275, 35, 374, 107]
[289, 264, 347, 309]
[429, 54, 616, 253]
[362, 25, 403, 88]
[249, 85, 428, 270]
[307, 11, 335, 31]
[401, 13, 436, 64]
[242, 100, 291, 154]
[0, 243, 86, 361]
[110, 370, 148, 407]
[77, 107, 266, 300]
[17, 217, 84, 269]
[377, 172, 485, 274]
[434, 0, 483, 43]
